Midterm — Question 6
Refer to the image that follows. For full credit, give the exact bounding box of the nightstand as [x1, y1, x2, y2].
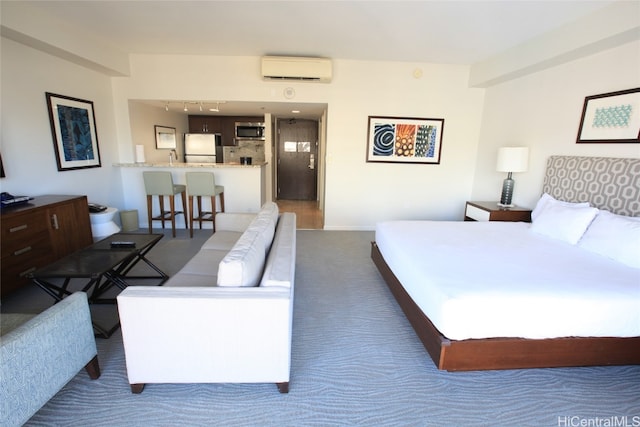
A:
[464, 201, 532, 222]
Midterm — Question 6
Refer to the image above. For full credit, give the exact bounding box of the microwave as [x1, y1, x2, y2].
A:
[235, 122, 265, 140]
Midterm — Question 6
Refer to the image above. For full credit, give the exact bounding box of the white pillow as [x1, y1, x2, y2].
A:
[247, 215, 276, 252]
[530, 203, 598, 244]
[217, 230, 266, 287]
[531, 193, 590, 222]
[259, 202, 279, 224]
[578, 210, 640, 268]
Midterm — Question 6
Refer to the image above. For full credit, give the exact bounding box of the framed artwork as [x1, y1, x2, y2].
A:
[155, 125, 177, 149]
[366, 116, 444, 164]
[577, 88, 640, 144]
[46, 92, 101, 171]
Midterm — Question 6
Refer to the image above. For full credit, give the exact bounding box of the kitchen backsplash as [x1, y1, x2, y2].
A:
[223, 140, 265, 164]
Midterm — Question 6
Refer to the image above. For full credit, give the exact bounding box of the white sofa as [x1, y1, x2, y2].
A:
[117, 203, 296, 393]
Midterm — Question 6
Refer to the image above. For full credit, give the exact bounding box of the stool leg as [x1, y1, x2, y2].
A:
[219, 192, 225, 213]
[181, 190, 188, 232]
[159, 196, 166, 230]
[211, 196, 216, 233]
[188, 195, 194, 238]
[146, 195, 153, 234]
[197, 196, 203, 230]
[169, 195, 176, 238]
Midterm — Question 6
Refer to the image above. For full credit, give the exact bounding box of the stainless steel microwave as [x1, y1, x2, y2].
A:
[235, 122, 265, 140]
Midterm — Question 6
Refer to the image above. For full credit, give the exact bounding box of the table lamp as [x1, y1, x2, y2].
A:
[496, 147, 528, 207]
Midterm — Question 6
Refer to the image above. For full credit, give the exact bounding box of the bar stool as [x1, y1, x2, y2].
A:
[186, 172, 225, 238]
[143, 171, 188, 238]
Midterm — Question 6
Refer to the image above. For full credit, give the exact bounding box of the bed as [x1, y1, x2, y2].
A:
[371, 156, 640, 371]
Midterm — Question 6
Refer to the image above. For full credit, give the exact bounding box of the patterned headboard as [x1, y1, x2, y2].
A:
[542, 156, 640, 216]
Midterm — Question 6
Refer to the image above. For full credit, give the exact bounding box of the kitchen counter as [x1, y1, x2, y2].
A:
[115, 163, 267, 230]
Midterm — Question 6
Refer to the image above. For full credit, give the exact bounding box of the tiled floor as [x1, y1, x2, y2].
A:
[277, 199, 323, 230]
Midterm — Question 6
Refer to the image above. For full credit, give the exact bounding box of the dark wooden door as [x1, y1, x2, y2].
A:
[277, 119, 318, 200]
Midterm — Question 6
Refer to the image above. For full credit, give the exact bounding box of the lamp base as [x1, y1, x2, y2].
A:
[499, 176, 514, 207]
[497, 202, 515, 208]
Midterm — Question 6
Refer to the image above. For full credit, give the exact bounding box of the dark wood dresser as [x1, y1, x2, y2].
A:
[1, 195, 93, 297]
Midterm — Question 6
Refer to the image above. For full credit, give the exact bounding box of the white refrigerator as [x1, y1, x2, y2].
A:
[184, 133, 223, 163]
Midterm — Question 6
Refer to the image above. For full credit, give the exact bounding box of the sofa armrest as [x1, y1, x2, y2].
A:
[215, 212, 257, 232]
[0, 292, 98, 427]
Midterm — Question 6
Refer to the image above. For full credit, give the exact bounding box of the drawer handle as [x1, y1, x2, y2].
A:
[9, 224, 28, 233]
[51, 214, 59, 230]
[14, 246, 33, 256]
[19, 267, 36, 278]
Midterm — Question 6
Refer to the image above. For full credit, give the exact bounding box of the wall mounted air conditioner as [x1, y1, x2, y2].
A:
[261, 56, 332, 83]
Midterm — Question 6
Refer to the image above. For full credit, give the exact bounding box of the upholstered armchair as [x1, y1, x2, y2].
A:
[1, 292, 100, 427]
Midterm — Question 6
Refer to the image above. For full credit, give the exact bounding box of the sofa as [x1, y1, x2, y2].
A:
[1, 292, 101, 427]
[117, 202, 296, 393]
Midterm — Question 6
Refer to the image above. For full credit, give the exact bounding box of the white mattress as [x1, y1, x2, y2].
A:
[375, 221, 640, 340]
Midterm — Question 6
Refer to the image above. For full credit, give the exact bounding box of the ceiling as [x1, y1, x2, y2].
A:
[7, 0, 617, 119]
[18, 0, 615, 64]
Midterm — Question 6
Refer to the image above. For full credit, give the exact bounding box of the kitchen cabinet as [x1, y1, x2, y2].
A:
[1, 195, 93, 297]
[188, 115, 221, 133]
[190, 115, 264, 146]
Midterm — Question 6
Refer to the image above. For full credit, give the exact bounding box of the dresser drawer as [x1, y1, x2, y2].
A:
[1, 210, 49, 250]
[1, 252, 55, 294]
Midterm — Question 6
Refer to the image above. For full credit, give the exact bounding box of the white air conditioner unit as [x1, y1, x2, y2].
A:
[261, 56, 332, 83]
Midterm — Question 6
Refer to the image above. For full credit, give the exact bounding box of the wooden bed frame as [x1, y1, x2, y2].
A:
[371, 242, 640, 371]
[371, 156, 640, 371]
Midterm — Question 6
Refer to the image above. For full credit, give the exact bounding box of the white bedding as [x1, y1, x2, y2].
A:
[375, 221, 640, 340]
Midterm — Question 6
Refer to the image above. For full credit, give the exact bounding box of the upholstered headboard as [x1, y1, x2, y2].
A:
[542, 156, 640, 216]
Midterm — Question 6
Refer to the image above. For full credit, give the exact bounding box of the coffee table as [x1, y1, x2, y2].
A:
[28, 233, 168, 337]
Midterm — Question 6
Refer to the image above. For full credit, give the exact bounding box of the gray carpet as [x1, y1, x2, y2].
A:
[23, 230, 640, 426]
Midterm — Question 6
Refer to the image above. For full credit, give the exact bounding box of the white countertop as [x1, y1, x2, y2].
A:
[114, 162, 267, 168]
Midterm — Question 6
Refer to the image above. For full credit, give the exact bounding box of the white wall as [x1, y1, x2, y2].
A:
[128, 101, 188, 163]
[471, 40, 640, 210]
[323, 60, 486, 228]
[0, 37, 124, 209]
[111, 55, 486, 229]
[4, 33, 637, 230]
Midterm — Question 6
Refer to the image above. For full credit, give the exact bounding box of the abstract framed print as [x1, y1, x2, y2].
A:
[366, 116, 444, 164]
[577, 88, 640, 144]
[46, 92, 101, 171]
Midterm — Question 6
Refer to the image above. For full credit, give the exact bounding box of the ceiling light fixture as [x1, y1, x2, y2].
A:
[165, 102, 169, 112]
[199, 102, 203, 112]
[183, 102, 188, 112]
[209, 102, 220, 112]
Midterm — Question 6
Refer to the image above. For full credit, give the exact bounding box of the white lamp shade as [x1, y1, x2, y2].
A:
[497, 147, 529, 172]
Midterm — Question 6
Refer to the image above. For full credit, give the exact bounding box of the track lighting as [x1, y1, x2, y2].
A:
[183, 102, 188, 112]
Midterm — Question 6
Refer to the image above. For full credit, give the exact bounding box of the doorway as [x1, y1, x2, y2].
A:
[275, 118, 322, 229]
[277, 118, 318, 200]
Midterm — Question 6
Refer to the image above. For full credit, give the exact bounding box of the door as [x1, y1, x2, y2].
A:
[277, 119, 318, 200]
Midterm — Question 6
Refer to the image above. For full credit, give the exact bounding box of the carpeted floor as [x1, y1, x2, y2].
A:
[17, 230, 640, 426]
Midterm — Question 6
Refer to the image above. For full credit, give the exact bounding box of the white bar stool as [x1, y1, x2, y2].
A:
[143, 171, 188, 238]
[186, 172, 225, 238]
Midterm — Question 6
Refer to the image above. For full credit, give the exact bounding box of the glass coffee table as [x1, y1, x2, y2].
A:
[28, 233, 168, 337]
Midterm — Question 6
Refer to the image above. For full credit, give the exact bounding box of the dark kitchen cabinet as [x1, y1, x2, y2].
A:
[190, 115, 264, 146]
[188, 115, 221, 134]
